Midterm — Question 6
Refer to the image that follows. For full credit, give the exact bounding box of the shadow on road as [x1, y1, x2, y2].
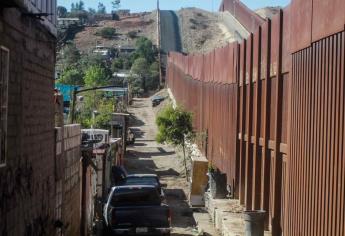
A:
[165, 189, 186, 200]
[165, 189, 196, 229]
[125, 152, 158, 174]
[129, 115, 146, 127]
[156, 168, 180, 177]
[132, 142, 148, 146]
[127, 150, 176, 158]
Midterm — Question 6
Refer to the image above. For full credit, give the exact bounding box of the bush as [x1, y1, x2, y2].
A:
[57, 68, 84, 86]
[97, 27, 116, 39]
[111, 58, 124, 72]
[127, 31, 138, 39]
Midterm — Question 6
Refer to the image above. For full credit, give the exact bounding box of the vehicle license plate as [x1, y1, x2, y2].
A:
[136, 227, 148, 233]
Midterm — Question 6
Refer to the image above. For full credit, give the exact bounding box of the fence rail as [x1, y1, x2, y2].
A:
[167, 0, 345, 235]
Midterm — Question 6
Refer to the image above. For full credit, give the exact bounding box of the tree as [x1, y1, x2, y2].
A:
[80, 53, 105, 69]
[135, 37, 156, 64]
[84, 65, 108, 87]
[57, 6, 68, 18]
[112, 0, 121, 10]
[61, 42, 80, 69]
[149, 62, 159, 78]
[111, 58, 124, 72]
[57, 68, 84, 86]
[71, 1, 84, 11]
[93, 100, 114, 129]
[146, 62, 160, 90]
[131, 57, 149, 77]
[75, 1, 85, 11]
[80, 53, 113, 80]
[97, 2, 107, 14]
[156, 105, 194, 179]
[123, 58, 131, 70]
[88, 8, 96, 14]
[131, 57, 149, 92]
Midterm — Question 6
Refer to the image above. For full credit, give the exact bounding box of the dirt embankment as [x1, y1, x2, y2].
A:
[74, 12, 158, 52]
[255, 7, 281, 19]
[178, 8, 232, 54]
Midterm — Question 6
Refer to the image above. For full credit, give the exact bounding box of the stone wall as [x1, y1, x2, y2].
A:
[0, 7, 56, 236]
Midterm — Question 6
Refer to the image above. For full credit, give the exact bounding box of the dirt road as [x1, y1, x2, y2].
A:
[125, 98, 219, 236]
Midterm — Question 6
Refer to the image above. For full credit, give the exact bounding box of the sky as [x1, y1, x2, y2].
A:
[58, 0, 291, 13]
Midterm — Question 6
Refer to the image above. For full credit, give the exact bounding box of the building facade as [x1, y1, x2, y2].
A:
[0, 1, 57, 235]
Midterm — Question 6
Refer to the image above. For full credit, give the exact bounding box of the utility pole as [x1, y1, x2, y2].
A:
[157, 0, 163, 88]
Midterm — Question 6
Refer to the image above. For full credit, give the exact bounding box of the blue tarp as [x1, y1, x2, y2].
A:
[55, 83, 128, 101]
[55, 84, 79, 102]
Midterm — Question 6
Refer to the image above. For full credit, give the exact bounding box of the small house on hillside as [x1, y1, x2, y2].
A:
[93, 45, 111, 58]
[115, 9, 131, 17]
[58, 18, 81, 28]
[117, 45, 136, 56]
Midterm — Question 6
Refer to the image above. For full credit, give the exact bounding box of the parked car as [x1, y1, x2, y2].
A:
[118, 174, 165, 198]
[151, 96, 165, 107]
[103, 185, 171, 235]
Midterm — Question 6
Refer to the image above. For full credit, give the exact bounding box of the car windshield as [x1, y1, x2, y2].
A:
[122, 177, 159, 186]
[111, 188, 161, 206]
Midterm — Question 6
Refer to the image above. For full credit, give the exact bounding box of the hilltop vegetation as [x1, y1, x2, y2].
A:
[56, 35, 160, 128]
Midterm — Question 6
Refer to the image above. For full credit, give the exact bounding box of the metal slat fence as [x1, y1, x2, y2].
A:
[167, 0, 345, 234]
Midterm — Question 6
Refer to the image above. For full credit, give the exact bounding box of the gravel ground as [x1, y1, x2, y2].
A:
[125, 95, 220, 236]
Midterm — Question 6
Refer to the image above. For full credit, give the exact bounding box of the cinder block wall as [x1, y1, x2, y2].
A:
[0, 8, 56, 236]
[62, 124, 81, 236]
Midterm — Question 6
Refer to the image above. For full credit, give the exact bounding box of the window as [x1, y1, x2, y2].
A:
[0, 46, 9, 167]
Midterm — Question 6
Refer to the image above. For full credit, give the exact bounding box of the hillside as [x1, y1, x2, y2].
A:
[255, 7, 281, 19]
[177, 8, 248, 54]
[73, 12, 158, 53]
[178, 8, 227, 53]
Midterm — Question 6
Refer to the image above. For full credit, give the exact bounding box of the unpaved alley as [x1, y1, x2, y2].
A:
[125, 97, 219, 236]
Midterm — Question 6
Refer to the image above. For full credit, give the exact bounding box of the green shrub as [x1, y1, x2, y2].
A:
[127, 31, 138, 39]
[97, 27, 116, 39]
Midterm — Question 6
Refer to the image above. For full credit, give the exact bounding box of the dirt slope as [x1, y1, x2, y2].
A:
[178, 8, 242, 54]
[74, 12, 158, 52]
[255, 7, 281, 19]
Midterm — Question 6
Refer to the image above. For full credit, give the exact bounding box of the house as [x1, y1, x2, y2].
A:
[117, 45, 136, 55]
[0, 0, 59, 235]
[57, 17, 81, 28]
[115, 9, 131, 17]
[93, 45, 111, 58]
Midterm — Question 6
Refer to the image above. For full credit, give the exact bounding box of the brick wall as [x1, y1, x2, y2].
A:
[0, 7, 56, 236]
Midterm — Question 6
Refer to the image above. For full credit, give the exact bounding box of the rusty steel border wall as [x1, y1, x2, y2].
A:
[219, 0, 265, 33]
[167, 0, 345, 235]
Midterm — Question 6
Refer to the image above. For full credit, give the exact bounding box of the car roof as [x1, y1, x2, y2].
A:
[151, 95, 164, 100]
[112, 185, 157, 190]
[126, 174, 158, 178]
[121, 178, 159, 186]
